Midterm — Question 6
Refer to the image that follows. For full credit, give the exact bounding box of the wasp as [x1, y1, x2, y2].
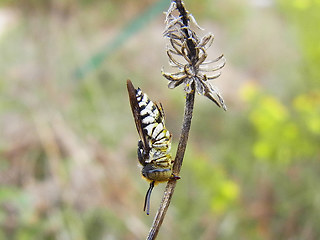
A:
[127, 80, 178, 215]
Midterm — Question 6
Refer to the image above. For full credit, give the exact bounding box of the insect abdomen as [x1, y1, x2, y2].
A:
[135, 89, 172, 158]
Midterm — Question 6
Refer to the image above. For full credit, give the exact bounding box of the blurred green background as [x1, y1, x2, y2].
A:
[0, 0, 319, 239]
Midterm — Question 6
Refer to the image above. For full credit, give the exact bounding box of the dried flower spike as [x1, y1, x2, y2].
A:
[162, 0, 227, 110]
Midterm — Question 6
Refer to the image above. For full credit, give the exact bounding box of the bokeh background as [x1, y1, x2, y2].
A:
[0, 0, 319, 239]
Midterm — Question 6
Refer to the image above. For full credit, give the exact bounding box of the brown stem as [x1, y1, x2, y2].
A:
[146, 86, 195, 240]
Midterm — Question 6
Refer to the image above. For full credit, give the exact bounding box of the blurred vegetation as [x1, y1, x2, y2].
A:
[0, 0, 319, 239]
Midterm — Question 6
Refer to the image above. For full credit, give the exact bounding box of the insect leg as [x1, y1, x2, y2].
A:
[137, 140, 147, 166]
[144, 181, 155, 215]
[171, 173, 181, 180]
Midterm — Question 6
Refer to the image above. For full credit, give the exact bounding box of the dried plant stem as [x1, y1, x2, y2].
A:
[147, 0, 226, 237]
[146, 86, 195, 240]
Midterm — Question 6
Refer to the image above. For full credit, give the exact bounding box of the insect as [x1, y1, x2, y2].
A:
[127, 80, 178, 215]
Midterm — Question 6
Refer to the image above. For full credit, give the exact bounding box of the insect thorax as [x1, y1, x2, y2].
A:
[138, 141, 173, 182]
[141, 154, 173, 182]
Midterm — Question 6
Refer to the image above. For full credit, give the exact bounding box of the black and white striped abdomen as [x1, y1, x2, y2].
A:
[135, 88, 171, 154]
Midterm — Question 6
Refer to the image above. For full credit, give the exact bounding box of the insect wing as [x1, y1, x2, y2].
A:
[127, 80, 150, 155]
[157, 102, 165, 120]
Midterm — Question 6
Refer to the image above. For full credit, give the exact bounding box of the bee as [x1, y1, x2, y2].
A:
[127, 80, 178, 215]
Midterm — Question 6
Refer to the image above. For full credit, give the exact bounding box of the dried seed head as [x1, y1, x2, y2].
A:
[162, 0, 227, 110]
